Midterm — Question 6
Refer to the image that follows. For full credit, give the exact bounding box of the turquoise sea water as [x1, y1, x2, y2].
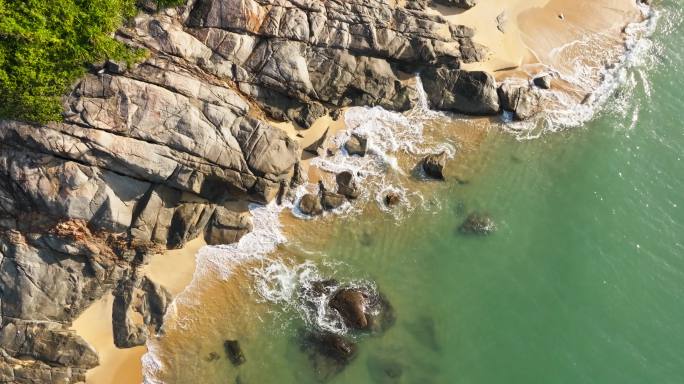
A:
[146, 2, 684, 383]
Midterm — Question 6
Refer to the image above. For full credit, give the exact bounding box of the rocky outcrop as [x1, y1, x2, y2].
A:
[0, 0, 502, 377]
[112, 273, 171, 348]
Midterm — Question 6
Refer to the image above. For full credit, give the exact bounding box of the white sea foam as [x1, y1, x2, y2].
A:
[141, 202, 286, 383]
[502, 4, 659, 139]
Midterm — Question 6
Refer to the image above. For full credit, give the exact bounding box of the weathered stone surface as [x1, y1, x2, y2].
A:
[299, 194, 323, 216]
[204, 207, 253, 245]
[433, 0, 479, 9]
[336, 172, 360, 199]
[113, 273, 171, 348]
[344, 134, 368, 157]
[533, 74, 552, 89]
[498, 83, 541, 120]
[321, 191, 347, 211]
[421, 67, 500, 115]
[422, 152, 448, 180]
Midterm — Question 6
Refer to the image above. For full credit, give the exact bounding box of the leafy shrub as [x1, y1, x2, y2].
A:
[0, 0, 146, 123]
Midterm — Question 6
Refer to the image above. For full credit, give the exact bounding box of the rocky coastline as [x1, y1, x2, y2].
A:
[0, 0, 645, 382]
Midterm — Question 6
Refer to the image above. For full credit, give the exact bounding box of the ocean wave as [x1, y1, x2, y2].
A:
[141, 202, 287, 383]
[502, 3, 660, 139]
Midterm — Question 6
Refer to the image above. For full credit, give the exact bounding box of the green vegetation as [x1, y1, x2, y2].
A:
[0, 0, 146, 123]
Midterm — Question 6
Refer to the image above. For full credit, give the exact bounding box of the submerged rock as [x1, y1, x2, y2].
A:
[224, 340, 246, 366]
[336, 171, 360, 199]
[367, 356, 404, 383]
[422, 152, 449, 180]
[459, 213, 496, 235]
[344, 134, 368, 157]
[299, 194, 323, 216]
[433, 0, 479, 9]
[301, 331, 358, 381]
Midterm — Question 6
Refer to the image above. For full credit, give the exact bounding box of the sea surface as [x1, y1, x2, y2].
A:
[144, 1, 684, 383]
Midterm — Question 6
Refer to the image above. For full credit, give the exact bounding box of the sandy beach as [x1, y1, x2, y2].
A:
[72, 237, 206, 384]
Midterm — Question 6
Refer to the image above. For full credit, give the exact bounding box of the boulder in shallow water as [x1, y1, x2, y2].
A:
[385, 192, 401, 207]
[344, 134, 368, 157]
[498, 83, 541, 121]
[299, 194, 323, 216]
[421, 67, 500, 115]
[331, 288, 370, 330]
[459, 213, 496, 235]
[322, 191, 347, 210]
[533, 74, 552, 90]
[301, 331, 358, 381]
[336, 171, 360, 199]
[224, 340, 246, 366]
[422, 152, 448, 180]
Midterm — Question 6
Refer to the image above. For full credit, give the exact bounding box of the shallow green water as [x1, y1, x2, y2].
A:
[149, 2, 684, 383]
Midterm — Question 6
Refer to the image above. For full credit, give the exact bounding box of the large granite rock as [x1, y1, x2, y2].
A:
[421, 67, 500, 115]
[498, 83, 541, 121]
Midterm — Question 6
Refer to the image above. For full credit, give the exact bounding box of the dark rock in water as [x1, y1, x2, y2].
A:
[422, 152, 448, 180]
[406, 316, 441, 351]
[344, 134, 368, 156]
[299, 194, 323, 216]
[533, 74, 552, 89]
[367, 356, 404, 383]
[224, 340, 246, 366]
[498, 83, 541, 121]
[301, 331, 358, 381]
[205, 352, 221, 362]
[336, 171, 360, 199]
[459, 213, 496, 235]
[307, 279, 340, 299]
[331, 288, 370, 330]
[385, 192, 401, 207]
[359, 230, 374, 247]
[330, 287, 395, 333]
[322, 191, 347, 210]
[421, 67, 499, 115]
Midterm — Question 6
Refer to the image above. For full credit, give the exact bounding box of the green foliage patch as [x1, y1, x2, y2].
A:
[0, 0, 146, 123]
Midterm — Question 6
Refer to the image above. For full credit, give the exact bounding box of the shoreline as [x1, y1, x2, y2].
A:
[71, 1, 651, 383]
[71, 237, 206, 384]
